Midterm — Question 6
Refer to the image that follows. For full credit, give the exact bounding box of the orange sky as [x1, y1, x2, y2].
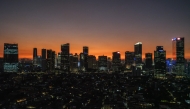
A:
[0, 1, 190, 59]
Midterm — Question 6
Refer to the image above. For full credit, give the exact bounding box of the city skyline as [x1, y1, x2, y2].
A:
[0, 0, 190, 59]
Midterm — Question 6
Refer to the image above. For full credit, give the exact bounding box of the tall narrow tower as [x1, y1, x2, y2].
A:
[172, 37, 185, 76]
[83, 46, 88, 72]
[4, 43, 18, 73]
[134, 42, 142, 65]
[61, 43, 70, 73]
[154, 46, 166, 78]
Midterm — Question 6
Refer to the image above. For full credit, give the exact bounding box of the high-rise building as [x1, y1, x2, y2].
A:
[51, 51, 55, 71]
[4, 43, 18, 73]
[54, 53, 57, 68]
[0, 58, 4, 73]
[57, 52, 61, 69]
[187, 61, 190, 76]
[112, 51, 121, 72]
[98, 55, 107, 71]
[33, 48, 37, 65]
[134, 42, 142, 65]
[83, 46, 88, 72]
[125, 51, 134, 70]
[88, 55, 96, 71]
[172, 37, 185, 76]
[107, 57, 112, 71]
[154, 46, 166, 78]
[47, 49, 52, 71]
[33, 48, 37, 59]
[70, 53, 79, 73]
[145, 53, 153, 69]
[79, 52, 85, 71]
[61, 43, 70, 73]
[41, 49, 46, 72]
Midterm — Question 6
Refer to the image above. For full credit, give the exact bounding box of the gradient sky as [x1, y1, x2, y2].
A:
[0, 0, 190, 59]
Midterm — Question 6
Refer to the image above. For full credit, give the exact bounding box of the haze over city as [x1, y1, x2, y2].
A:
[0, 0, 190, 59]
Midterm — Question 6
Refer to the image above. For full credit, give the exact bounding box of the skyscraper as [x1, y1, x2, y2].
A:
[70, 53, 79, 73]
[33, 48, 37, 65]
[98, 55, 107, 72]
[41, 49, 46, 72]
[125, 51, 134, 70]
[172, 37, 185, 76]
[79, 52, 85, 72]
[4, 43, 18, 73]
[112, 51, 121, 72]
[88, 55, 96, 71]
[134, 42, 142, 65]
[33, 48, 37, 59]
[154, 46, 166, 78]
[47, 49, 52, 71]
[51, 51, 55, 71]
[83, 46, 88, 72]
[61, 43, 70, 73]
[145, 53, 153, 69]
[57, 52, 61, 69]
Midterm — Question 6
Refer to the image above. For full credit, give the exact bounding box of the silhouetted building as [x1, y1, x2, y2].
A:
[57, 52, 61, 69]
[83, 46, 88, 71]
[154, 46, 166, 78]
[37, 56, 42, 67]
[33, 48, 37, 65]
[79, 53, 85, 72]
[172, 37, 185, 76]
[4, 43, 18, 73]
[88, 55, 96, 71]
[107, 57, 112, 71]
[47, 49, 52, 71]
[70, 53, 78, 73]
[187, 61, 190, 76]
[41, 49, 46, 72]
[145, 53, 152, 69]
[125, 51, 134, 70]
[112, 51, 121, 72]
[98, 55, 107, 71]
[54, 53, 57, 68]
[52, 51, 55, 70]
[134, 42, 142, 65]
[61, 43, 70, 73]
[0, 58, 3, 73]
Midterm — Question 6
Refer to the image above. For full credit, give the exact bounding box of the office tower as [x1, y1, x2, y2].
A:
[54, 53, 57, 68]
[36, 56, 42, 67]
[79, 53, 85, 71]
[61, 43, 70, 73]
[70, 53, 79, 73]
[88, 55, 96, 71]
[172, 37, 185, 76]
[187, 61, 190, 76]
[47, 49, 52, 71]
[57, 52, 61, 69]
[134, 42, 142, 65]
[98, 55, 107, 71]
[33, 48, 37, 65]
[107, 57, 112, 71]
[52, 51, 55, 71]
[125, 51, 134, 70]
[3, 43, 18, 73]
[73, 53, 79, 72]
[0, 58, 4, 73]
[41, 49, 46, 72]
[112, 51, 121, 72]
[145, 53, 153, 69]
[154, 46, 166, 78]
[83, 46, 88, 72]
